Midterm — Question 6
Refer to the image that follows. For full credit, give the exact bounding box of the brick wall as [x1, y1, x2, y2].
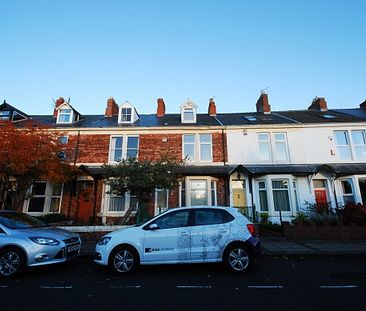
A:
[212, 132, 227, 162]
[66, 134, 110, 163]
[284, 222, 366, 240]
[138, 134, 182, 161]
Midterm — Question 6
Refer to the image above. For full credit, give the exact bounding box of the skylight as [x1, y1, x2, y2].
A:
[322, 114, 336, 119]
[244, 115, 257, 122]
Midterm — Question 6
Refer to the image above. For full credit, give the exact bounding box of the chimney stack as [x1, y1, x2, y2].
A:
[208, 98, 217, 116]
[308, 97, 327, 111]
[256, 92, 271, 114]
[105, 97, 119, 117]
[359, 99, 366, 109]
[157, 98, 166, 117]
[53, 97, 65, 118]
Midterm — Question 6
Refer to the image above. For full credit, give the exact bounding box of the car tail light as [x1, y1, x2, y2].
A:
[246, 224, 256, 237]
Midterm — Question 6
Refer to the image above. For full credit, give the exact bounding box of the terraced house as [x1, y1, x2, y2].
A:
[1, 94, 366, 224]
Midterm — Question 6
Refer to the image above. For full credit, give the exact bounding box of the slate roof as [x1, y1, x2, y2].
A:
[4, 99, 366, 128]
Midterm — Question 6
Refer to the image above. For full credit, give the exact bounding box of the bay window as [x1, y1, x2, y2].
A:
[272, 179, 291, 211]
[26, 182, 63, 214]
[179, 177, 217, 207]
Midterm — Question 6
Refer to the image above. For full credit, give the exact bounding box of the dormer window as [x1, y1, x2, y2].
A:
[55, 101, 81, 124]
[0, 102, 28, 122]
[0, 110, 10, 120]
[184, 108, 194, 121]
[58, 109, 73, 123]
[118, 102, 139, 124]
[121, 108, 132, 122]
[181, 101, 197, 123]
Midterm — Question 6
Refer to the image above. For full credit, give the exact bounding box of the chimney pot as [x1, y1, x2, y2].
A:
[53, 97, 65, 118]
[308, 97, 327, 111]
[256, 92, 271, 114]
[359, 99, 366, 109]
[208, 98, 217, 116]
[157, 98, 166, 117]
[105, 97, 119, 117]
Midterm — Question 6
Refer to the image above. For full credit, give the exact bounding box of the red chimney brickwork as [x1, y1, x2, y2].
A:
[308, 97, 327, 111]
[359, 100, 366, 109]
[256, 93, 271, 114]
[105, 97, 119, 117]
[208, 98, 217, 116]
[53, 97, 65, 118]
[157, 98, 166, 117]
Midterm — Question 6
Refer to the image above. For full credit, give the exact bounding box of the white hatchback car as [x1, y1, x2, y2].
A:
[95, 206, 261, 274]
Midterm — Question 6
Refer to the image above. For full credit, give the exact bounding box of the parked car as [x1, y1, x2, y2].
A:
[0, 210, 81, 277]
[95, 206, 261, 274]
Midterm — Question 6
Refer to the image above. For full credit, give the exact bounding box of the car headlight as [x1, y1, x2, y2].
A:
[29, 237, 60, 246]
[97, 237, 111, 246]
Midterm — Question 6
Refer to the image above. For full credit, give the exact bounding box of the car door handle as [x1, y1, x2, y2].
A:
[180, 232, 189, 236]
[219, 229, 228, 233]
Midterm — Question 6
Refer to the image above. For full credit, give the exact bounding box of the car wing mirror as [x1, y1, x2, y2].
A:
[149, 223, 159, 230]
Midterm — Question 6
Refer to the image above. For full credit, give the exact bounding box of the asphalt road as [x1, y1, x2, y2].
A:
[1, 255, 366, 311]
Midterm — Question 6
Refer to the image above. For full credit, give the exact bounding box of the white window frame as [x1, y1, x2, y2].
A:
[103, 185, 138, 216]
[154, 189, 169, 215]
[179, 176, 217, 207]
[339, 178, 355, 205]
[257, 132, 289, 162]
[180, 101, 197, 123]
[255, 175, 298, 217]
[182, 133, 213, 162]
[351, 130, 366, 160]
[118, 102, 139, 124]
[120, 107, 132, 122]
[24, 182, 64, 216]
[109, 135, 139, 163]
[258, 180, 269, 212]
[334, 130, 352, 160]
[273, 133, 289, 161]
[57, 108, 74, 124]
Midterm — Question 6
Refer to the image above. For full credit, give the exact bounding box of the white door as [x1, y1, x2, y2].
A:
[143, 210, 191, 263]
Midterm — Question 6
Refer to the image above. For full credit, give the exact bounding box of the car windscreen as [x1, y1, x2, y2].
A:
[0, 212, 49, 229]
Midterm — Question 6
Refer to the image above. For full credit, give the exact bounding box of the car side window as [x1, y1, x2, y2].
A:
[154, 211, 190, 229]
[0, 226, 5, 234]
[194, 209, 234, 226]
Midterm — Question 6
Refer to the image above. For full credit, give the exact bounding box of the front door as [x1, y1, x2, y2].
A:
[313, 179, 328, 205]
[232, 180, 246, 208]
[315, 189, 327, 205]
[143, 210, 191, 263]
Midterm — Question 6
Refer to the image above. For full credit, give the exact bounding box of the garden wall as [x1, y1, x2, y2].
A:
[283, 222, 366, 241]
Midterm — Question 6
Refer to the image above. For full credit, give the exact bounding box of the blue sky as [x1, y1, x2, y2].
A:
[1, 0, 365, 115]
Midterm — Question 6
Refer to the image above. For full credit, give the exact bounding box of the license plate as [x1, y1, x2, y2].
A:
[67, 244, 81, 253]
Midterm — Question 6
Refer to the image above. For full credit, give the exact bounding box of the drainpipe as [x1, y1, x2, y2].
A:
[92, 176, 98, 224]
[67, 130, 80, 218]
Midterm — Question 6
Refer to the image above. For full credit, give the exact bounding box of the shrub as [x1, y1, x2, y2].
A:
[35, 213, 69, 224]
[260, 212, 269, 224]
[339, 203, 366, 226]
[292, 212, 310, 225]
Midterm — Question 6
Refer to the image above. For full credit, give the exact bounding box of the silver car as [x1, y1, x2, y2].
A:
[0, 210, 81, 277]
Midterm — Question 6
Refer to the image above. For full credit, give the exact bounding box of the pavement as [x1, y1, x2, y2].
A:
[79, 234, 366, 257]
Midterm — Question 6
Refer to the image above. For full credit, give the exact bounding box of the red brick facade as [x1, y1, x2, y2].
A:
[138, 134, 182, 161]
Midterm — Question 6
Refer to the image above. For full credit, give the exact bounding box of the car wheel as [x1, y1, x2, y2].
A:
[109, 246, 139, 275]
[0, 247, 26, 278]
[224, 244, 252, 274]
